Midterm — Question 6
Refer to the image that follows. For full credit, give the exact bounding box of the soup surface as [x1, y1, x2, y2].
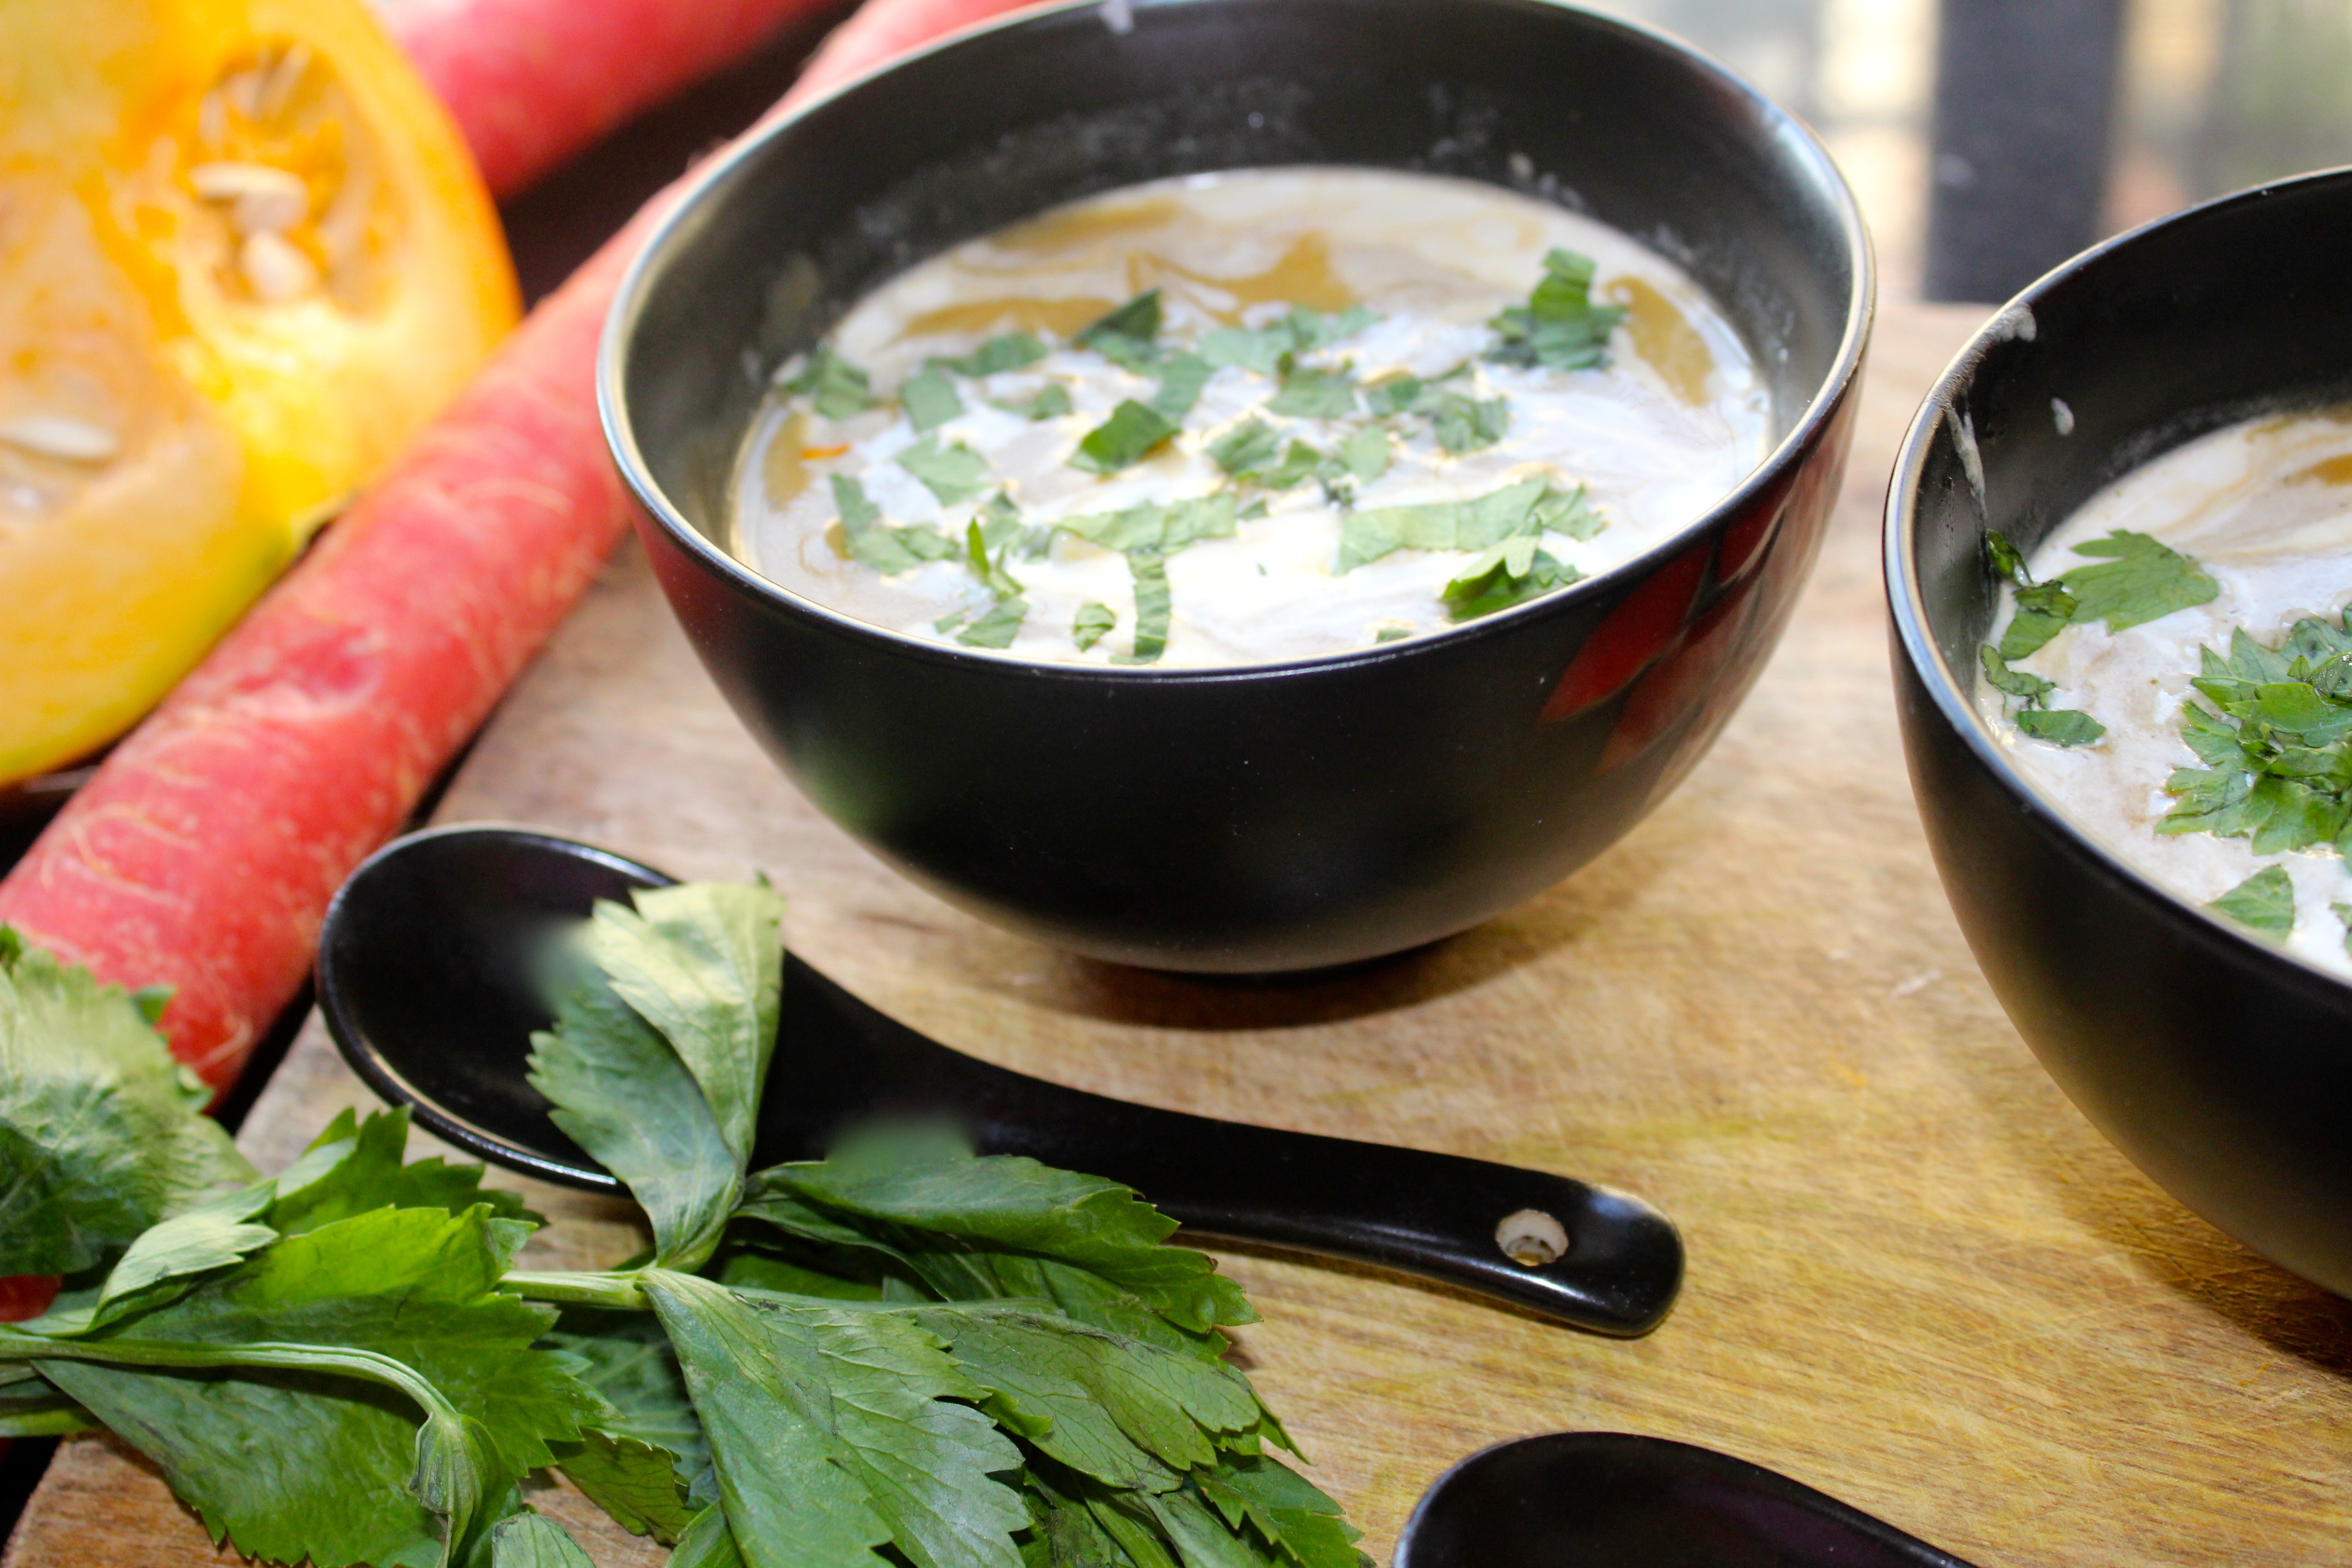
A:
[1977, 408, 2352, 978]
[729, 167, 1770, 667]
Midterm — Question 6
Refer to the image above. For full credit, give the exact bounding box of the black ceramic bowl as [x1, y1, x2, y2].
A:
[1888, 168, 2352, 1297]
[603, 0, 1872, 972]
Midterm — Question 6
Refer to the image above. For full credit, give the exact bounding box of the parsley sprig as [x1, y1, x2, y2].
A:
[0, 894, 1369, 1568]
[2160, 612, 2352, 857]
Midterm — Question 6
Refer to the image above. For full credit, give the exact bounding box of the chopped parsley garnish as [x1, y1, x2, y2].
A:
[896, 436, 993, 505]
[2015, 708, 2106, 746]
[1427, 392, 1510, 455]
[1073, 289, 1164, 371]
[1338, 476, 1596, 573]
[1336, 426, 1390, 482]
[2210, 865, 2296, 937]
[1070, 399, 1180, 474]
[965, 518, 1024, 600]
[1362, 373, 1422, 419]
[831, 476, 956, 574]
[1208, 416, 1282, 478]
[1486, 248, 1625, 372]
[900, 365, 964, 431]
[0, 897, 1368, 1568]
[1266, 362, 1358, 420]
[956, 595, 1028, 648]
[1197, 306, 1378, 374]
[994, 382, 1073, 421]
[1441, 538, 1582, 622]
[1060, 494, 1238, 554]
[940, 333, 1048, 377]
[2062, 531, 2220, 630]
[1979, 645, 2053, 705]
[2160, 613, 2352, 854]
[1072, 602, 1117, 651]
[1150, 351, 1216, 421]
[780, 346, 880, 418]
[1980, 528, 2210, 748]
[1116, 549, 1173, 664]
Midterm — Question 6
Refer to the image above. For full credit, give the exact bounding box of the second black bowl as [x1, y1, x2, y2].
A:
[1889, 168, 2352, 1297]
[603, 0, 1872, 972]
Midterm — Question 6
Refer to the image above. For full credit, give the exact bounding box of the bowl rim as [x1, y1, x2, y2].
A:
[598, 0, 1876, 686]
[1884, 162, 2352, 1001]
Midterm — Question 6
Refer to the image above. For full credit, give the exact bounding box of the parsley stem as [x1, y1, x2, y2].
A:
[0, 1328, 462, 1426]
[502, 1269, 650, 1311]
[0, 1406, 98, 1438]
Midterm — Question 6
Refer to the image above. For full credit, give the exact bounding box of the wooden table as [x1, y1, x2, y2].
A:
[10, 299, 2351, 1568]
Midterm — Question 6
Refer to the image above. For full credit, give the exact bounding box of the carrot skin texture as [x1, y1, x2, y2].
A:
[0, 0, 1052, 1093]
[392, 0, 844, 198]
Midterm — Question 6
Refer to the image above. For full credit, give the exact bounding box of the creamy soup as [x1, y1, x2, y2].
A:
[1978, 408, 2352, 977]
[728, 167, 1771, 667]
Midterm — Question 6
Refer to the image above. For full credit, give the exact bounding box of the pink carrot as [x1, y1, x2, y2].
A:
[391, 0, 843, 199]
[0, 0, 1055, 1094]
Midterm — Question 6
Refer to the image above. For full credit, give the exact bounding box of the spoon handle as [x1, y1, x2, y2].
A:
[774, 962, 1683, 1337]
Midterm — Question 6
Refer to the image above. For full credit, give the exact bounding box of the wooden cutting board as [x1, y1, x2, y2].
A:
[9, 299, 2351, 1568]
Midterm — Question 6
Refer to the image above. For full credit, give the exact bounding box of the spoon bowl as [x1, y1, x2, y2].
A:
[1396, 1433, 1977, 1568]
[317, 824, 1685, 1336]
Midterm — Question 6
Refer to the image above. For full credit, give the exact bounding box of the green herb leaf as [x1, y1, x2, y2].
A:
[832, 477, 957, 575]
[1980, 645, 2055, 706]
[69, 1182, 277, 1332]
[1076, 292, 1165, 372]
[1209, 418, 1282, 479]
[674, 1504, 748, 1568]
[958, 597, 1030, 649]
[996, 384, 1074, 421]
[40, 1205, 601, 1568]
[1335, 426, 1389, 483]
[1265, 363, 1357, 420]
[1072, 401, 1182, 475]
[643, 1270, 1029, 1568]
[943, 335, 1049, 377]
[1120, 551, 1172, 666]
[1486, 248, 1625, 371]
[902, 368, 965, 432]
[1337, 476, 1551, 572]
[2210, 864, 2296, 937]
[1191, 1453, 1363, 1568]
[2015, 708, 2106, 746]
[1997, 579, 2078, 660]
[1073, 603, 1118, 652]
[2061, 530, 2219, 631]
[1984, 530, 2030, 585]
[529, 938, 738, 1271]
[490, 1510, 598, 1568]
[268, 1108, 537, 1239]
[967, 519, 1025, 600]
[1425, 392, 1509, 454]
[1441, 545, 1580, 622]
[783, 349, 880, 420]
[1059, 495, 1238, 555]
[1150, 353, 1216, 422]
[1531, 482, 1605, 541]
[550, 1430, 699, 1544]
[1197, 308, 1378, 375]
[739, 1127, 1255, 1345]
[542, 1306, 709, 1497]
[899, 436, 994, 506]
[1361, 374, 1422, 419]
[579, 882, 785, 1174]
[0, 934, 255, 1276]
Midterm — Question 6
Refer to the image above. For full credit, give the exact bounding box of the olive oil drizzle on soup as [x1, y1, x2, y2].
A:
[730, 167, 1770, 668]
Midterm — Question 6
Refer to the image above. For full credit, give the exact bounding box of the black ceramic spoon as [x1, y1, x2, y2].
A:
[315, 825, 1682, 1336]
[1395, 1433, 1980, 1568]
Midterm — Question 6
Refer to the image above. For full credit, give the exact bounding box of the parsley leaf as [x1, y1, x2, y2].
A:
[2157, 613, 2352, 853]
[782, 348, 879, 419]
[1335, 426, 1390, 483]
[957, 597, 1029, 649]
[644, 1269, 1029, 1568]
[898, 436, 994, 506]
[1071, 401, 1181, 475]
[1979, 645, 2054, 705]
[2015, 708, 2106, 746]
[1338, 476, 1555, 572]
[0, 933, 255, 1276]
[2061, 530, 2220, 631]
[1120, 550, 1173, 666]
[901, 367, 965, 432]
[1073, 603, 1117, 652]
[1441, 543, 1581, 622]
[1266, 363, 1357, 420]
[1997, 580, 2078, 660]
[1059, 495, 1238, 556]
[270, 1107, 538, 1238]
[995, 383, 1073, 421]
[1209, 417, 1283, 479]
[1426, 392, 1510, 455]
[1150, 353, 1216, 422]
[1361, 374, 1422, 418]
[832, 477, 956, 575]
[490, 1510, 598, 1568]
[941, 335, 1049, 377]
[1486, 248, 1625, 372]
[2210, 864, 2296, 937]
[1196, 307, 1378, 375]
[1075, 292, 1165, 372]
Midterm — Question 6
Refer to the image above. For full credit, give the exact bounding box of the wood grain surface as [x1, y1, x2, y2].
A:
[10, 299, 2351, 1568]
